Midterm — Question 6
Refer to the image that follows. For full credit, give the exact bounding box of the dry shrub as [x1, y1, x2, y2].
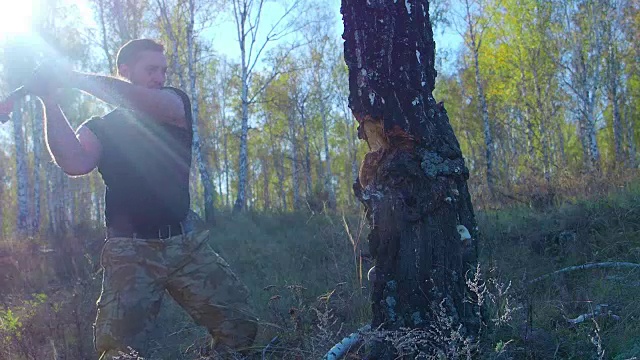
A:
[472, 167, 640, 211]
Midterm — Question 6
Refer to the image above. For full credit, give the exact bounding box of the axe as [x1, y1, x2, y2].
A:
[0, 86, 27, 124]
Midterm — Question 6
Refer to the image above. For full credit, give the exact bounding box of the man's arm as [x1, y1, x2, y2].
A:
[42, 97, 101, 176]
[70, 72, 188, 128]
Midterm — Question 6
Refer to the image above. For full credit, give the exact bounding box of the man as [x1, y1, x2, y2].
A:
[24, 39, 258, 359]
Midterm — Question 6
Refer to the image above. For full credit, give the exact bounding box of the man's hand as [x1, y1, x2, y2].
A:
[24, 62, 73, 98]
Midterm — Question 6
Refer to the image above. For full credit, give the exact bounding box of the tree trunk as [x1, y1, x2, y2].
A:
[233, 29, 250, 212]
[624, 100, 636, 168]
[157, 0, 186, 88]
[113, 0, 132, 41]
[223, 119, 230, 208]
[465, 0, 495, 198]
[97, 0, 114, 73]
[32, 101, 43, 234]
[276, 151, 287, 211]
[186, 0, 215, 223]
[289, 110, 301, 210]
[556, 121, 567, 167]
[341, 0, 478, 357]
[585, 101, 601, 169]
[532, 66, 552, 183]
[261, 155, 271, 210]
[606, 44, 624, 166]
[320, 96, 336, 210]
[13, 100, 30, 234]
[300, 103, 313, 197]
[46, 163, 57, 234]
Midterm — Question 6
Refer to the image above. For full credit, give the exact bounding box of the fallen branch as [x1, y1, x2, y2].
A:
[324, 324, 371, 360]
[565, 304, 621, 324]
[529, 262, 640, 285]
[261, 336, 279, 360]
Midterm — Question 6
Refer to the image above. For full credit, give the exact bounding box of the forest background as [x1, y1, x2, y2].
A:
[0, 0, 639, 359]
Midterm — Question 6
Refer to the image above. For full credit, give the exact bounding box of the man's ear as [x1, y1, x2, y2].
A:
[117, 64, 130, 78]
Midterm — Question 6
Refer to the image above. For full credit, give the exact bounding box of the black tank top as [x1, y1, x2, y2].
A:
[83, 87, 193, 234]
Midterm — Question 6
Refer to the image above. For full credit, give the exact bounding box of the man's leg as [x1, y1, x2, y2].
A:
[93, 237, 166, 359]
[165, 231, 259, 355]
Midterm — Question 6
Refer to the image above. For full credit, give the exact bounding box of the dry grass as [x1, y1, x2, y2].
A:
[1, 174, 640, 359]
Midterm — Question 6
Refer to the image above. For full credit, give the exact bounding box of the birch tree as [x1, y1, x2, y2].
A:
[185, 0, 217, 222]
[307, 18, 339, 209]
[457, 0, 496, 197]
[88, 0, 151, 72]
[341, 0, 478, 357]
[230, 0, 306, 212]
[12, 99, 29, 234]
[554, 0, 606, 170]
[603, 0, 628, 166]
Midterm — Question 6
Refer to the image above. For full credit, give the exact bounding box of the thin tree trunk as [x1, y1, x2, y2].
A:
[320, 97, 336, 209]
[262, 156, 270, 210]
[13, 100, 29, 234]
[32, 101, 44, 234]
[300, 103, 313, 197]
[532, 66, 551, 183]
[610, 84, 623, 165]
[556, 121, 567, 168]
[289, 110, 301, 210]
[465, 0, 495, 197]
[97, 0, 114, 73]
[113, 0, 132, 41]
[157, 0, 186, 88]
[223, 120, 230, 208]
[585, 100, 601, 169]
[68, 178, 76, 227]
[276, 152, 287, 211]
[625, 100, 636, 168]
[46, 163, 57, 234]
[342, 1, 478, 357]
[234, 51, 250, 212]
[186, 0, 215, 223]
[606, 46, 624, 166]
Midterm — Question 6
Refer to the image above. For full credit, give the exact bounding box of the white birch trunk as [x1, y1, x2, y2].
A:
[289, 111, 300, 210]
[275, 152, 287, 211]
[186, 0, 215, 222]
[261, 156, 270, 209]
[562, 0, 604, 170]
[320, 97, 336, 209]
[606, 43, 624, 165]
[300, 104, 312, 197]
[32, 101, 43, 234]
[223, 118, 230, 208]
[12, 100, 30, 234]
[464, 0, 495, 196]
[46, 163, 57, 234]
[157, 0, 186, 88]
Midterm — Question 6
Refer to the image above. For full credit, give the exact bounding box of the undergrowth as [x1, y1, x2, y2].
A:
[0, 180, 639, 359]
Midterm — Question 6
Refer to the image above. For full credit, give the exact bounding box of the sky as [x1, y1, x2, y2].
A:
[202, 0, 464, 74]
[0, 0, 464, 79]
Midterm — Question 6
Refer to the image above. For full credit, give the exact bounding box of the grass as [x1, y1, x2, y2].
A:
[0, 181, 640, 358]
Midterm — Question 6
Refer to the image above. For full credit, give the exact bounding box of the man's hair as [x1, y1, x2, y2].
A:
[116, 39, 165, 74]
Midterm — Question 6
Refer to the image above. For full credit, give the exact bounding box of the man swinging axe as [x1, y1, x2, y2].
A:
[1, 39, 259, 359]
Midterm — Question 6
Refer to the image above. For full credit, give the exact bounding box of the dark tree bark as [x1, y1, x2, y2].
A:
[341, 0, 478, 357]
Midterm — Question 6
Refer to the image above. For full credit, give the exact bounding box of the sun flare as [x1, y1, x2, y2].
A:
[0, 0, 34, 39]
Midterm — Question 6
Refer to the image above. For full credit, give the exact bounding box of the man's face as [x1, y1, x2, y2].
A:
[119, 50, 168, 89]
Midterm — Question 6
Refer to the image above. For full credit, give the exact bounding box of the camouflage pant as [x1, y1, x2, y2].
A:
[93, 230, 258, 359]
